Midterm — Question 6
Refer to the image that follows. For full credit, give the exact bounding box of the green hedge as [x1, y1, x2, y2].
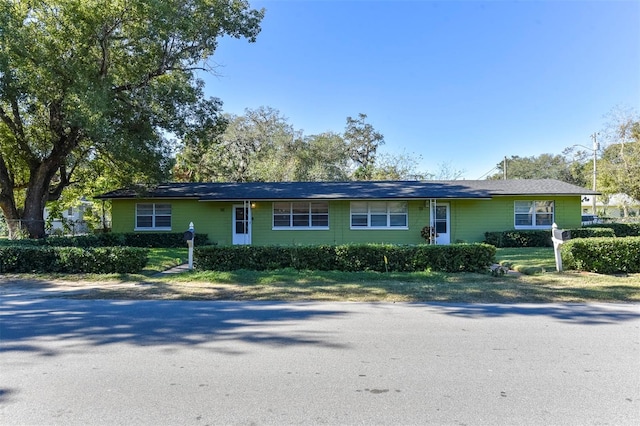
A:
[0, 246, 149, 273]
[194, 243, 496, 273]
[561, 237, 640, 274]
[119, 232, 209, 248]
[0, 232, 208, 248]
[566, 228, 616, 239]
[484, 230, 552, 247]
[583, 223, 640, 238]
[484, 228, 617, 248]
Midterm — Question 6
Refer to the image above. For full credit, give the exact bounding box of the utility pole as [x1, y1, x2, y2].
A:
[503, 156, 507, 180]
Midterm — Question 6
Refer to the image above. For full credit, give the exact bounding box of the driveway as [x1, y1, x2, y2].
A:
[1, 292, 639, 425]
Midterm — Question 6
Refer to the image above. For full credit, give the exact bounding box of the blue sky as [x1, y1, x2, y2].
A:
[200, 0, 640, 180]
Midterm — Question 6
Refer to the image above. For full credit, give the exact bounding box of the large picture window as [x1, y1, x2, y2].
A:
[273, 202, 329, 229]
[136, 203, 172, 230]
[514, 201, 554, 228]
[350, 201, 408, 229]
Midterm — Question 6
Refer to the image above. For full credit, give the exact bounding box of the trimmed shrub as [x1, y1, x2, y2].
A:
[583, 223, 640, 238]
[0, 232, 206, 248]
[122, 232, 208, 248]
[568, 228, 616, 239]
[485, 228, 618, 248]
[0, 246, 59, 273]
[194, 243, 496, 273]
[561, 237, 640, 274]
[0, 246, 148, 273]
[484, 230, 552, 248]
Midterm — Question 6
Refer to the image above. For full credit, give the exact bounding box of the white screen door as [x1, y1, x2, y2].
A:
[232, 204, 251, 245]
[433, 203, 450, 245]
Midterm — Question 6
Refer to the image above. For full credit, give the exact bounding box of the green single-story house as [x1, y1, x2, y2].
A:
[96, 179, 597, 246]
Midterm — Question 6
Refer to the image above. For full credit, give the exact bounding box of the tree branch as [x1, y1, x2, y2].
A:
[0, 103, 38, 168]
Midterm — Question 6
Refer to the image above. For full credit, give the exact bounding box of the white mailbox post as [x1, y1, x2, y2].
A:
[551, 223, 570, 272]
[183, 221, 195, 270]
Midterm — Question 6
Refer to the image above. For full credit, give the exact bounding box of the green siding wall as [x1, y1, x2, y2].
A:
[250, 200, 428, 246]
[450, 196, 582, 243]
[111, 195, 582, 246]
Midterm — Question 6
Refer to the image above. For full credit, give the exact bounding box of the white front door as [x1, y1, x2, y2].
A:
[434, 203, 450, 245]
[232, 204, 251, 245]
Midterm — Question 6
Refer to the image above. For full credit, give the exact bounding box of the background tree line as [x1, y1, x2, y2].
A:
[485, 106, 639, 204]
[172, 108, 444, 183]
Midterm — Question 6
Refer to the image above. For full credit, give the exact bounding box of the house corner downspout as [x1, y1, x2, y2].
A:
[245, 199, 252, 245]
[429, 199, 437, 245]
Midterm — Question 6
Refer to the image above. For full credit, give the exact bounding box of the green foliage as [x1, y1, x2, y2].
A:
[484, 230, 553, 247]
[583, 223, 640, 237]
[569, 228, 616, 238]
[487, 154, 586, 186]
[485, 228, 621, 248]
[0, 0, 264, 238]
[0, 246, 148, 273]
[0, 232, 207, 248]
[598, 108, 640, 201]
[194, 243, 496, 273]
[561, 237, 640, 274]
[173, 107, 355, 183]
[122, 232, 209, 248]
[344, 113, 385, 180]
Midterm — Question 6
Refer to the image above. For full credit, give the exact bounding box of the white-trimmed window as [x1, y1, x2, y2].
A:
[514, 201, 554, 228]
[273, 201, 329, 229]
[136, 203, 172, 230]
[350, 201, 408, 229]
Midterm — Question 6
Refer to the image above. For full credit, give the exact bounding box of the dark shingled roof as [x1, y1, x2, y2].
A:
[96, 179, 597, 201]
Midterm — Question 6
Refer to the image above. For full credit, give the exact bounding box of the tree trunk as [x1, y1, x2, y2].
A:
[22, 159, 63, 239]
[0, 158, 65, 239]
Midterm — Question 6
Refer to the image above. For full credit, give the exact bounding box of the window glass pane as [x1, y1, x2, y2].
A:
[310, 202, 328, 214]
[312, 215, 329, 227]
[435, 205, 447, 220]
[273, 202, 291, 214]
[273, 215, 290, 227]
[535, 202, 554, 226]
[389, 202, 407, 213]
[137, 204, 153, 215]
[351, 214, 368, 227]
[351, 202, 367, 214]
[536, 214, 553, 226]
[155, 204, 171, 215]
[155, 216, 171, 228]
[514, 201, 533, 214]
[371, 214, 387, 227]
[515, 214, 533, 226]
[535, 201, 554, 213]
[136, 216, 152, 228]
[390, 215, 407, 227]
[435, 220, 447, 233]
[292, 202, 308, 214]
[292, 214, 309, 227]
[369, 202, 387, 214]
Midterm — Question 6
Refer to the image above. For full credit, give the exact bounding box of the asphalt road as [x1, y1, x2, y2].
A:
[1, 294, 639, 425]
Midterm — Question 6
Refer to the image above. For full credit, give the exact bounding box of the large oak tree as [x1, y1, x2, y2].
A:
[0, 0, 263, 238]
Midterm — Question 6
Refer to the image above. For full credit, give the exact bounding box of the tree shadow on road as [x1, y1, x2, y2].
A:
[428, 302, 640, 324]
[0, 298, 349, 357]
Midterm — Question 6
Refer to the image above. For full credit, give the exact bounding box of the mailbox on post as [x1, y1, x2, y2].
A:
[551, 223, 570, 272]
[184, 222, 195, 270]
[553, 228, 571, 242]
[183, 230, 194, 243]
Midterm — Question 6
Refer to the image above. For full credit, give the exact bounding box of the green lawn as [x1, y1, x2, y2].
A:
[495, 247, 557, 274]
[143, 247, 188, 274]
